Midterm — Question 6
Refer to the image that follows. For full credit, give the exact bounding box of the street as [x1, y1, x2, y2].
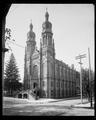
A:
[3, 97, 94, 116]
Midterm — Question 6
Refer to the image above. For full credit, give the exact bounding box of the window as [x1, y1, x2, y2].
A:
[33, 65, 38, 80]
[51, 81, 54, 87]
[51, 90, 54, 96]
[42, 81, 45, 86]
[61, 81, 63, 88]
[43, 35, 47, 46]
[18, 94, 22, 98]
[33, 82, 37, 88]
[48, 39, 52, 46]
[56, 66, 59, 77]
[49, 63, 53, 76]
[57, 82, 59, 87]
[23, 94, 28, 99]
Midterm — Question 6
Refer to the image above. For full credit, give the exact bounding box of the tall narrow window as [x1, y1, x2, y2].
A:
[32, 65, 38, 80]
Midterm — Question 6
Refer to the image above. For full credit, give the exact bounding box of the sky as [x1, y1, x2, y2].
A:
[5, 4, 94, 82]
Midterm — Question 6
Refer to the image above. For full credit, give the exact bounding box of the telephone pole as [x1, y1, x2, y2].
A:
[30, 54, 32, 91]
[88, 48, 92, 107]
[40, 40, 42, 97]
[76, 54, 86, 104]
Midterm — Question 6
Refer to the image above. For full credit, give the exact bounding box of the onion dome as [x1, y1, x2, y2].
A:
[27, 20, 35, 41]
[42, 10, 52, 33]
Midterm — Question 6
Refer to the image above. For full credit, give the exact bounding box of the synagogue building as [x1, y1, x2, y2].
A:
[24, 10, 80, 98]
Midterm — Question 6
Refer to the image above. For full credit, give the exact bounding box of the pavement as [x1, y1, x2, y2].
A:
[73, 101, 94, 108]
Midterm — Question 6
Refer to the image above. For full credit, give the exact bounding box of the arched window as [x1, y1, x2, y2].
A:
[43, 63, 47, 78]
[49, 63, 53, 77]
[32, 65, 38, 80]
[23, 93, 28, 99]
[18, 94, 22, 98]
[43, 35, 47, 46]
[48, 39, 52, 46]
[56, 65, 59, 78]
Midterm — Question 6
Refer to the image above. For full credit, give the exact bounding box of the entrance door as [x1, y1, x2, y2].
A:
[33, 82, 37, 89]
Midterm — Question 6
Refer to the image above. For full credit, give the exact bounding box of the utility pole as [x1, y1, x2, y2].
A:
[40, 40, 42, 97]
[88, 48, 92, 107]
[76, 54, 86, 104]
[30, 54, 32, 91]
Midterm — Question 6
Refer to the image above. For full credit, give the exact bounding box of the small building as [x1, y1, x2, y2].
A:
[15, 90, 37, 100]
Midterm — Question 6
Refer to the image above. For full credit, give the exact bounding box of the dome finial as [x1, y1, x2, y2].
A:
[30, 19, 33, 31]
[46, 8, 47, 12]
[45, 8, 49, 21]
[31, 19, 32, 23]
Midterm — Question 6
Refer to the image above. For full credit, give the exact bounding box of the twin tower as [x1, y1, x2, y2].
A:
[24, 10, 55, 98]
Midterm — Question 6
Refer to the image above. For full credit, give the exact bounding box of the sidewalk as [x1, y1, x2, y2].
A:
[73, 101, 94, 108]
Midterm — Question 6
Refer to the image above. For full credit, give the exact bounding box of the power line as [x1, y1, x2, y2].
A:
[7, 39, 25, 49]
[6, 42, 12, 52]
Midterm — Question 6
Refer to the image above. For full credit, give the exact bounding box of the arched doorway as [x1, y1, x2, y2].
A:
[32, 65, 40, 99]
[33, 82, 37, 89]
[32, 65, 39, 90]
[23, 93, 28, 99]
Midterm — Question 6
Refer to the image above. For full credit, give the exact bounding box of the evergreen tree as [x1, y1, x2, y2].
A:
[4, 53, 22, 96]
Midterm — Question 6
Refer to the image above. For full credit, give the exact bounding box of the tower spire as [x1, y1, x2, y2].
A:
[30, 19, 33, 31]
[45, 8, 49, 21]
